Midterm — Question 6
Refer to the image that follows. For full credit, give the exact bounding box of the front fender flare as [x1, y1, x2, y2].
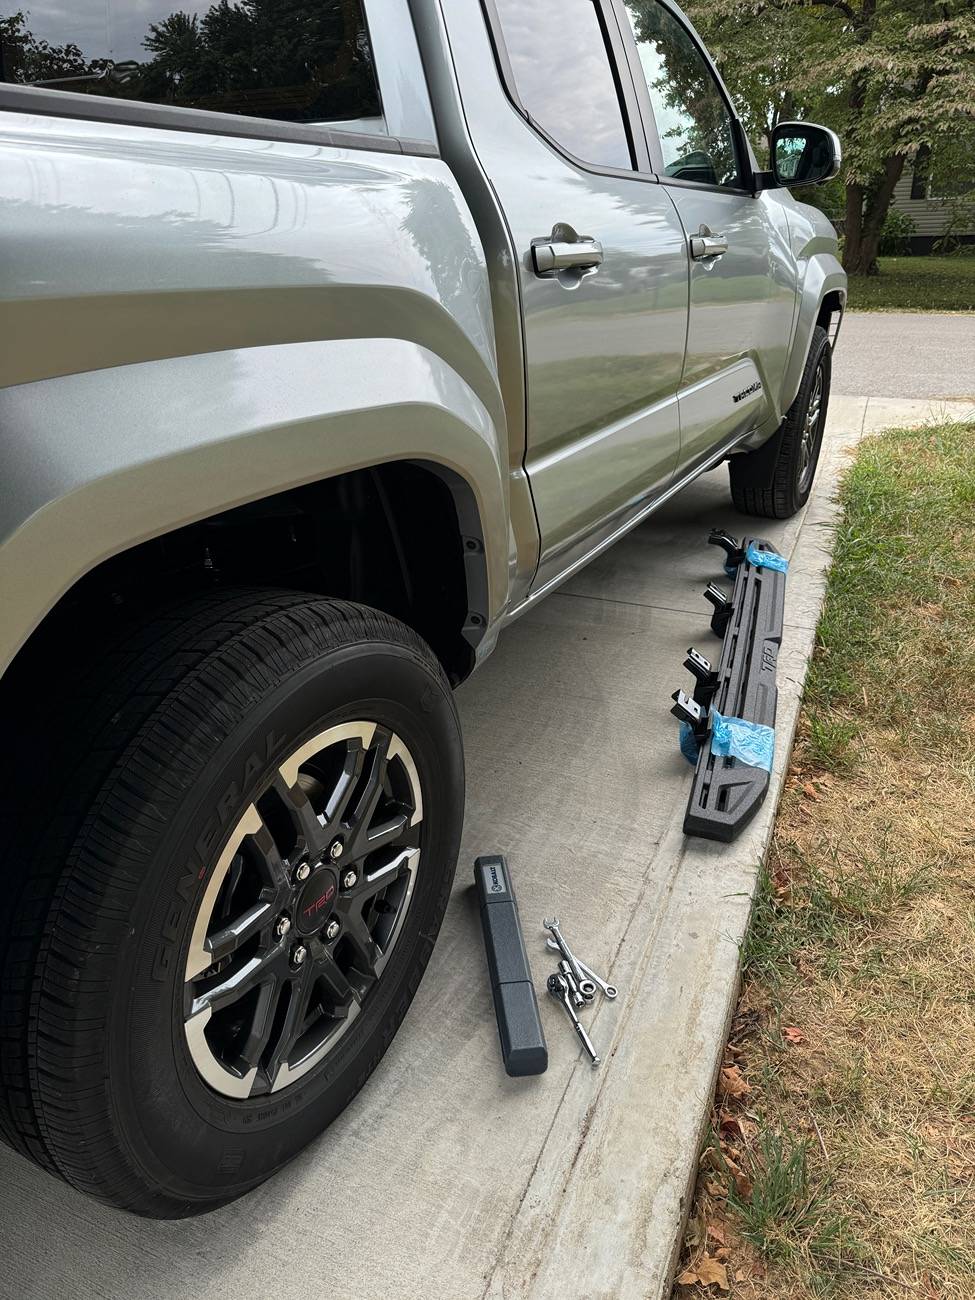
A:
[779, 252, 847, 415]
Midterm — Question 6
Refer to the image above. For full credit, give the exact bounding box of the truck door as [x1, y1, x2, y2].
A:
[446, 0, 690, 595]
[613, 0, 797, 476]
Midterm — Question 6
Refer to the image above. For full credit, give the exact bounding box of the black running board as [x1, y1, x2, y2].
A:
[671, 531, 786, 843]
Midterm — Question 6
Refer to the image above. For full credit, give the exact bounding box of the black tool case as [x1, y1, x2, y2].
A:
[671, 531, 787, 843]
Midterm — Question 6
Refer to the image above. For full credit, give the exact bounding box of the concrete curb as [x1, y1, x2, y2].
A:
[483, 396, 961, 1299]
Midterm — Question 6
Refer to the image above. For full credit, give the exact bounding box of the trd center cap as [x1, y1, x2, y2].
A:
[295, 866, 338, 936]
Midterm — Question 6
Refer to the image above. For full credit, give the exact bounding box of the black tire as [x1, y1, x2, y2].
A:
[729, 325, 831, 519]
[0, 589, 463, 1217]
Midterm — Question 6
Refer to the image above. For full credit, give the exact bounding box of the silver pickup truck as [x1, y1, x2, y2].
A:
[0, 0, 845, 1216]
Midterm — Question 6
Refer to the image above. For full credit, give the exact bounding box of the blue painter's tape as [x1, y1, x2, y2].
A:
[679, 721, 701, 766]
[710, 709, 775, 772]
[746, 541, 788, 572]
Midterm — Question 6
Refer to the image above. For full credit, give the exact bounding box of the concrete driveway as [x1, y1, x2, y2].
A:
[832, 311, 975, 399]
[1, 393, 972, 1300]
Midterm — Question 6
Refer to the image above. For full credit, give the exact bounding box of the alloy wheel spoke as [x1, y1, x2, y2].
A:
[204, 899, 275, 967]
[271, 772, 330, 860]
[236, 973, 285, 1071]
[189, 944, 282, 1019]
[353, 843, 419, 905]
[250, 818, 293, 898]
[345, 729, 393, 853]
[263, 964, 316, 1084]
[342, 909, 384, 984]
[323, 742, 368, 829]
[314, 949, 361, 1011]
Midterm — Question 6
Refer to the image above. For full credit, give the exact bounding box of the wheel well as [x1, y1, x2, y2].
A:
[816, 290, 844, 343]
[9, 461, 486, 688]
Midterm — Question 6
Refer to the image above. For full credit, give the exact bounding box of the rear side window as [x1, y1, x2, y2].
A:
[492, 0, 632, 171]
[0, 1, 381, 126]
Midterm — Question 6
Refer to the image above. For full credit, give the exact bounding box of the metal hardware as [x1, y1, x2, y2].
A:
[542, 918, 587, 988]
[690, 228, 728, 261]
[670, 689, 707, 732]
[546, 940, 617, 999]
[275, 915, 292, 940]
[291, 943, 308, 967]
[558, 958, 589, 1007]
[708, 528, 743, 569]
[703, 582, 734, 637]
[294, 862, 311, 883]
[342, 869, 358, 889]
[329, 839, 344, 860]
[324, 918, 341, 942]
[547, 974, 600, 1066]
[532, 238, 604, 276]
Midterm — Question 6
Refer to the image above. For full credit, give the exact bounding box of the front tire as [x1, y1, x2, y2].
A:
[729, 325, 831, 519]
[0, 590, 464, 1216]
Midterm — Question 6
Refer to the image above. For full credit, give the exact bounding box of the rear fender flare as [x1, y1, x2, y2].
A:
[0, 339, 508, 677]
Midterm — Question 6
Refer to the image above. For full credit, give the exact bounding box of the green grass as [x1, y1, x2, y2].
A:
[724, 1129, 853, 1266]
[846, 255, 975, 311]
[805, 420, 975, 758]
[675, 421, 975, 1299]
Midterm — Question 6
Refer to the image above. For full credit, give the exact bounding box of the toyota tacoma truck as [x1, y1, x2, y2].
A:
[0, 0, 845, 1216]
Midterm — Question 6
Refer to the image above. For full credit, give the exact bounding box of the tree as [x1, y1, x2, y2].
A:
[683, 0, 975, 275]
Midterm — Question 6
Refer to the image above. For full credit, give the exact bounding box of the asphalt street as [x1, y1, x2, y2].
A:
[832, 310, 975, 399]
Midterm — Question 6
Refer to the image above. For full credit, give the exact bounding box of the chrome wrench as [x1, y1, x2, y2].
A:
[547, 973, 600, 1066]
[542, 918, 594, 997]
[545, 940, 618, 999]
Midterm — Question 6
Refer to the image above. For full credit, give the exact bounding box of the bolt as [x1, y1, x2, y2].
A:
[342, 869, 358, 890]
[329, 839, 344, 861]
[324, 919, 341, 942]
[295, 862, 311, 883]
[275, 915, 292, 940]
[291, 943, 308, 967]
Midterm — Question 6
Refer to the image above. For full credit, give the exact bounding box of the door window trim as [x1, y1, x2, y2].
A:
[606, 0, 755, 197]
[479, 0, 656, 181]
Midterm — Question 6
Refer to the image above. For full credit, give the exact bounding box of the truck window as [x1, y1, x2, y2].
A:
[491, 0, 633, 172]
[619, 1, 740, 188]
[0, 0, 381, 128]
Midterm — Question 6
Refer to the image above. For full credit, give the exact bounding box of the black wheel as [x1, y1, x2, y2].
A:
[729, 325, 831, 519]
[0, 590, 463, 1216]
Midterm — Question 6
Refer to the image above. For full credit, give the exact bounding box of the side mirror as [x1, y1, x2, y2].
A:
[768, 121, 842, 188]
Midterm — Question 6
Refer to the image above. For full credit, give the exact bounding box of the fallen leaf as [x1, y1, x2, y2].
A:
[677, 1255, 730, 1291]
[717, 1065, 751, 1101]
[733, 1169, 754, 1199]
[783, 1026, 805, 1045]
[707, 1222, 728, 1246]
[803, 781, 822, 800]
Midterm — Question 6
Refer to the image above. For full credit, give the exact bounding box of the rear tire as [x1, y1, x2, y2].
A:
[0, 589, 464, 1216]
[729, 325, 831, 519]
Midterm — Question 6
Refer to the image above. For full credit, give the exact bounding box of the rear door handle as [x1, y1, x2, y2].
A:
[689, 233, 728, 260]
[532, 236, 603, 276]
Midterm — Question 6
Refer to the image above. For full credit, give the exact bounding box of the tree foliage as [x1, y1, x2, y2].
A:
[0, 0, 379, 123]
[683, 0, 975, 274]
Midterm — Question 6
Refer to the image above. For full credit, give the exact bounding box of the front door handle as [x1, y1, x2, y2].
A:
[531, 232, 603, 276]
[689, 232, 728, 260]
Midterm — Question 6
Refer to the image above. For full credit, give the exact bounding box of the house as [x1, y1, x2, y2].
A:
[890, 147, 975, 252]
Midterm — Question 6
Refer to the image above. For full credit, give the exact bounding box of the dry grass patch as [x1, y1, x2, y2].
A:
[674, 422, 975, 1299]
